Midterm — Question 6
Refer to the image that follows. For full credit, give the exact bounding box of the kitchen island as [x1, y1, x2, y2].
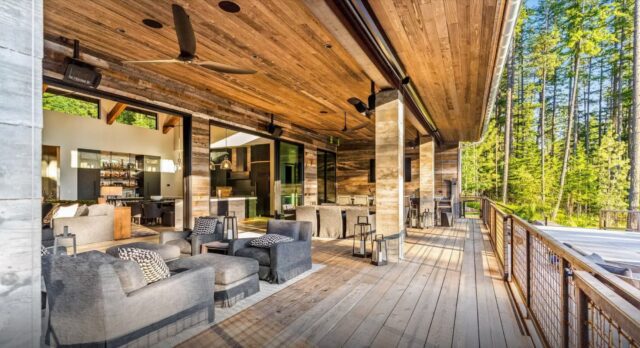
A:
[210, 196, 257, 221]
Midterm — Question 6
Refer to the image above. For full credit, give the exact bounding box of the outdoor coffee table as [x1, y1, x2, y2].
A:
[201, 240, 230, 255]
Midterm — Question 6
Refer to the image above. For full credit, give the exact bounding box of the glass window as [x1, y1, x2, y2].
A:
[317, 149, 336, 204]
[43, 89, 99, 118]
[279, 141, 303, 209]
[117, 107, 157, 130]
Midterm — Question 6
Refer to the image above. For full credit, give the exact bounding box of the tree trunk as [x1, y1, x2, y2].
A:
[585, 57, 592, 154]
[551, 69, 558, 156]
[553, 48, 581, 220]
[540, 67, 547, 206]
[598, 57, 604, 146]
[503, 53, 514, 204]
[503, 42, 515, 204]
[630, 0, 640, 228]
[616, 13, 625, 140]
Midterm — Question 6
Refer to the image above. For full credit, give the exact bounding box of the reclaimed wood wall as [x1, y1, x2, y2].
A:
[303, 145, 318, 205]
[336, 142, 375, 196]
[435, 144, 459, 198]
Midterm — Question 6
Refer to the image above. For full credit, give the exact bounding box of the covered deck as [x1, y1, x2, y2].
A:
[180, 219, 533, 347]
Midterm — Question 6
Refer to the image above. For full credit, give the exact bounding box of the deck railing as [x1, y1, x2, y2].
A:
[599, 209, 640, 232]
[480, 197, 640, 348]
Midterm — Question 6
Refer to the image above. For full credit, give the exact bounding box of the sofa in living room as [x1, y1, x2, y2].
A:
[43, 250, 216, 347]
[48, 203, 114, 245]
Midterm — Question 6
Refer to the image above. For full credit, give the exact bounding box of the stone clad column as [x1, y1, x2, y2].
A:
[0, 0, 43, 345]
[375, 90, 404, 260]
[187, 116, 211, 228]
[303, 145, 318, 205]
[419, 135, 435, 221]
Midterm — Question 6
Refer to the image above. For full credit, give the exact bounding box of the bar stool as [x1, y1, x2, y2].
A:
[352, 216, 375, 258]
[222, 211, 238, 240]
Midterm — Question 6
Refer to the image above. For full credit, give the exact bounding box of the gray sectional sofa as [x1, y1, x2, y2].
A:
[52, 204, 114, 245]
[43, 251, 215, 347]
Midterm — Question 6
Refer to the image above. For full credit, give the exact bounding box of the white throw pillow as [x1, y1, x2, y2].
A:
[53, 204, 78, 219]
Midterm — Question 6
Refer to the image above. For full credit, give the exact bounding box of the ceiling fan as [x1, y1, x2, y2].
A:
[123, 4, 256, 74]
[348, 80, 376, 117]
[316, 111, 370, 133]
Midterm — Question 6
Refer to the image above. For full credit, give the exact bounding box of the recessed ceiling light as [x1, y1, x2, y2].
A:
[116, 28, 126, 34]
[219, 1, 241, 13]
[324, 43, 333, 49]
[142, 19, 163, 29]
[251, 54, 259, 59]
[320, 110, 329, 114]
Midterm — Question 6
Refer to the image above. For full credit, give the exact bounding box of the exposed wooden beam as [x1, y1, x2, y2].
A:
[106, 102, 127, 125]
[163, 116, 181, 134]
[43, 83, 48, 94]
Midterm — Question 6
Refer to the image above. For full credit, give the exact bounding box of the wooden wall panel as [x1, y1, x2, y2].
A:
[336, 142, 375, 196]
[304, 145, 318, 205]
[435, 144, 459, 198]
[404, 147, 419, 196]
[188, 117, 210, 228]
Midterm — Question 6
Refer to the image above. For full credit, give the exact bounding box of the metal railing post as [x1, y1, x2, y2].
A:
[561, 259, 571, 348]
[576, 288, 589, 347]
[526, 229, 531, 307]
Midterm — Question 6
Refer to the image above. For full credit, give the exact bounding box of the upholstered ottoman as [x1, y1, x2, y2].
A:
[167, 253, 260, 307]
[106, 242, 181, 262]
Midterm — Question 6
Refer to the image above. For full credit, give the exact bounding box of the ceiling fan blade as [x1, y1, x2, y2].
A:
[123, 59, 181, 64]
[197, 61, 257, 74]
[172, 4, 196, 57]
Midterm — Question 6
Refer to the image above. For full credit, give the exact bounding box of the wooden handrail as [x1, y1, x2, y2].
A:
[574, 270, 640, 344]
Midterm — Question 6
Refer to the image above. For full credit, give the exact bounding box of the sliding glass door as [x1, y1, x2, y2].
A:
[278, 141, 304, 210]
[317, 149, 336, 204]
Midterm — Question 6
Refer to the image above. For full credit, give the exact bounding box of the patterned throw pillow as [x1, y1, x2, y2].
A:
[118, 248, 170, 283]
[248, 234, 294, 248]
[192, 217, 218, 236]
[41, 245, 50, 256]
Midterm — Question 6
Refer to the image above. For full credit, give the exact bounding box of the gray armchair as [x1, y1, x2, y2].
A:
[160, 217, 224, 256]
[44, 251, 215, 347]
[229, 220, 312, 284]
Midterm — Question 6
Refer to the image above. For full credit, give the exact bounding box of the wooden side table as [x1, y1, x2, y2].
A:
[114, 206, 132, 240]
[201, 241, 230, 255]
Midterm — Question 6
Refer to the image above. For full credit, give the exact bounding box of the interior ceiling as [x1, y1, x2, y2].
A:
[44, 0, 377, 141]
[44, 0, 505, 143]
[369, 0, 506, 142]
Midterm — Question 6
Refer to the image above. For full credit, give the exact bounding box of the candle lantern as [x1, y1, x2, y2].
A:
[222, 211, 238, 240]
[352, 216, 373, 257]
[371, 234, 388, 266]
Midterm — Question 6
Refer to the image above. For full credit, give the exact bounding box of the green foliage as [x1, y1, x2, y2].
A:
[462, 0, 633, 228]
[43, 92, 98, 118]
[117, 109, 157, 130]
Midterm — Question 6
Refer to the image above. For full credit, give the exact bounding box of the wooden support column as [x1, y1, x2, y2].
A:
[186, 116, 210, 228]
[419, 135, 435, 219]
[375, 90, 404, 260]
[304, 145, 318, 206]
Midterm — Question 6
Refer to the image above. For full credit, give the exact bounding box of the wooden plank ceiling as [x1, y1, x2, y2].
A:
[369, 0, 506, 142]
[43, 0, 376, 141]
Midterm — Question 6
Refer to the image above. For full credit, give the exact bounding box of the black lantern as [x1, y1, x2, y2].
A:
[371, 234, 388, 266]
[352, 216, 374, 257]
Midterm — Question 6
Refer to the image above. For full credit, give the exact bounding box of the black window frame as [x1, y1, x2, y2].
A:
[43, 88, 101, 119]
[117, 106, 159, 130]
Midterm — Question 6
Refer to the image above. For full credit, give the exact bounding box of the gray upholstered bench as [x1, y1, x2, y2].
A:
[106, 242, 181, 262]
[167, 253, 260, 307]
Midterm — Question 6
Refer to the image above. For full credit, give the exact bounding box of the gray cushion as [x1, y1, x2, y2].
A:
[106, 242, 180, 261]
[235, 247, 271, 266]
[192, 217, 218, 236]
[167, 253, 259, 285]
[166, 238, 192, 254]
[111, 258, 147, 293]
[76, 251, 147, 293]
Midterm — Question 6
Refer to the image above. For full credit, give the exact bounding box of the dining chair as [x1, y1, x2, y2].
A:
[142, 202, 162, 225]
[318, 206, 343, 238]
[353, 195, 368, 206]
[345, 207, 375, 238]
[337, 195, 352, 206]
[296, 205, 318, 237]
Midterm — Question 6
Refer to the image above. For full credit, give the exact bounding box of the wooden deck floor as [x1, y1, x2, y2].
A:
[179, 219, 533, 348]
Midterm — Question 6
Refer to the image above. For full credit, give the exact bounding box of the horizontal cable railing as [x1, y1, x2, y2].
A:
[480, 197, 640, 348]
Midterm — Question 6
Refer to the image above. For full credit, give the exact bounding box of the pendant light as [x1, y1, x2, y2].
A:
[220, 128, 232, 170]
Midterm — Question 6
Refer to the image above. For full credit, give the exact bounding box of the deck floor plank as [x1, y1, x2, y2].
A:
[178, 219, 533, 348]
